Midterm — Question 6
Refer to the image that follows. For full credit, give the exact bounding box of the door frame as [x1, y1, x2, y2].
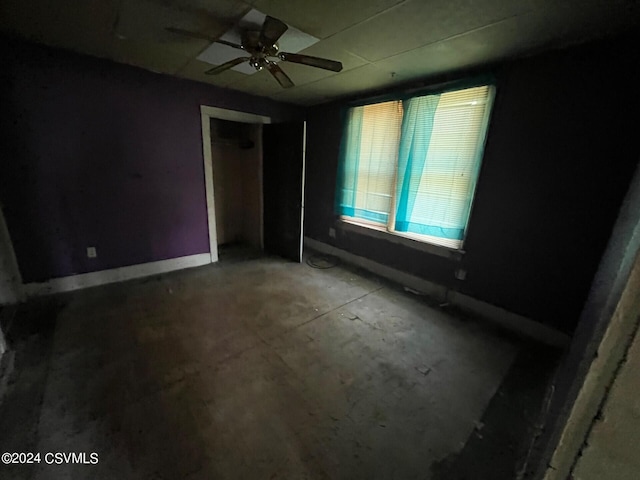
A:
[262, 121, 307, 263]
[200, 105, 271, 263]
[299, 121, 307, 262]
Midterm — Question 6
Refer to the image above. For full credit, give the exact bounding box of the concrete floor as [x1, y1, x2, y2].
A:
[0, 249, 554, 479]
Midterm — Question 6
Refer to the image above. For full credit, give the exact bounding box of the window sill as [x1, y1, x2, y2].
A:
[336, 219, 464, 261]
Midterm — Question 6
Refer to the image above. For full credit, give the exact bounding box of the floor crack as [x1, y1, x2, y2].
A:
[292, 286, 384, 332]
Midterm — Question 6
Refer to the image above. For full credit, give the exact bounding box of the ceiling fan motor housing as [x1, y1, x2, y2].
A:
[243, 30, 280, 72]
[179, 15, 342, 86]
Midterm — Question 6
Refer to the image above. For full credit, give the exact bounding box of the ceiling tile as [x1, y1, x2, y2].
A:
[199, 41, 366, 92]
[110, 39, 191, 75]
[304, 64, 397, 95]
[268, 88, 333, 106]
[177, 58, 249, 87]
[2, 0, 639, 107]
[0, 0, 118, 58]
[329, 0, 535, 62]
[252, 0, 405, 38]
[374, 1, 640, 87]
[144, 0, 253, 21]
[271, 62, 339, 88]
[115, 0, 244, 57]
[274, 41, 367, 86]
[270, 63, 396, 105]
[227, 68, 287, 96]
[0, 0, 61, 38]
[298, 35, 369, 71]
[522, 0, 640, 47]
[372, 20, 526, 84]
[197, 8, 320, 75]
[0, 0, 110, 64]
[44, 0, 118, 57]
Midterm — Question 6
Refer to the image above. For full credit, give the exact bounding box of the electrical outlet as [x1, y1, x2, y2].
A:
[455, 268, 467, 280]
[329, 227, 336, 238]
[87, 247, 97, 258]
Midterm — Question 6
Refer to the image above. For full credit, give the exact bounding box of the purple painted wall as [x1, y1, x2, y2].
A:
[0, 38, 301, 283]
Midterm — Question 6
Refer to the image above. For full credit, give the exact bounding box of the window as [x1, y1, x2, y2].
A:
[336, 84, 495, 250]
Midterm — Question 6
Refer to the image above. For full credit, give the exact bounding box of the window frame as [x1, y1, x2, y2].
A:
[337, 79, 496, 253]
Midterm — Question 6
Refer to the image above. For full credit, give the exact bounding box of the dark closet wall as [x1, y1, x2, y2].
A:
[304, 33, 640, 333]
[0, 38, 301, 283]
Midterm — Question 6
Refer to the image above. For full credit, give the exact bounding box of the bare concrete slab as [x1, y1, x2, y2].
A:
[2, 252, 525, 479]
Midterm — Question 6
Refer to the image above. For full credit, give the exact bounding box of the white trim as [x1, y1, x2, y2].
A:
[201, 108, 218, 263]
[337, 219, 464, 261]
[0, 207, 23, 305]
[299, 121, 307, 263]
[23, 253, 210, 297]
[304, 236, 570, 348]
[200, 106, 271, 262]
[258, 124, 265, 250]
[305, 236, 447, 297]
[200, 106, 271, 125]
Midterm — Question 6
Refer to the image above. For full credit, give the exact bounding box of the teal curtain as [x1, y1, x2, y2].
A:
[337, 80, 494, 243]
[336, 106, 390, 224]
[394, 94, 446, 235]
[336, 107, 363, 218]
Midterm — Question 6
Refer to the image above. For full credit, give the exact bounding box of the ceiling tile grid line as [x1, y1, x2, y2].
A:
[1, 0, 639, 105]
[252, 0, 408, 39]
[196, 8, 321, 75]
[266, 14, 528, 96]
[323, 0, 537, 63]
[186, 2, 253, 69]
[370, 12, 525, 66]
[220, 0, 540, 97]
[314, 0, 412, 41]
[271, 2, 532, 82]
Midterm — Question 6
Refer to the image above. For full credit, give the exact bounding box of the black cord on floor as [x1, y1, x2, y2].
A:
[306, 253, 340, 269]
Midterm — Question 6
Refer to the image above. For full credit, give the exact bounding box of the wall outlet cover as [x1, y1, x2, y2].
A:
[329, 228, 336, 238]
[455, 268, 467, 280]
[87, 247, 97, 258]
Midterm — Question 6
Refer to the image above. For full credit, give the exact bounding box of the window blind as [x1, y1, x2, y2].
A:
[394, 86, 493, 248]
[338, 100, 402, 224]
[337, 83, 494, 250]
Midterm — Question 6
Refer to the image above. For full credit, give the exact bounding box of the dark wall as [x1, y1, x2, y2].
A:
[304, 34, 640, 333]
[0, 38, 301, 283]
[533, 161, 640, 479]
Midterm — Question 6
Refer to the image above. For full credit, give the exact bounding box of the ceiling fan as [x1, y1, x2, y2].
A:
[166, 15, 343, 88]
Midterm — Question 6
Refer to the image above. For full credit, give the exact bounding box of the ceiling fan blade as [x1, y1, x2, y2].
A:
[278, 52, 343, 72]
[260, 15, 288, 47]
[165, 27, 244, 51]
[214, 39, 245, 51]
[266, 61, 294, 88]
[205, 57, 249, 75]
[165, 27, 217, 42]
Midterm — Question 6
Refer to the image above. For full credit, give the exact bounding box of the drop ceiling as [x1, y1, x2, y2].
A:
[1, 0, 638, 106]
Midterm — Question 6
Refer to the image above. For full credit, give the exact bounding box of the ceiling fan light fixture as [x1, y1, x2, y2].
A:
[249, 58, 262, 70]
[173, 13, 343, 87]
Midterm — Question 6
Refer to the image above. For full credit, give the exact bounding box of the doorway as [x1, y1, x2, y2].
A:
[200, 106, 306, 264]
[210, 118, 262, 259]
[200, 106, 271, 263]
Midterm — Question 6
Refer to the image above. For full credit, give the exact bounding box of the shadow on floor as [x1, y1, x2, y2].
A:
[431, 343, 560, 480]
[0, 254, 563, 480]
[0, 297, 64, 480]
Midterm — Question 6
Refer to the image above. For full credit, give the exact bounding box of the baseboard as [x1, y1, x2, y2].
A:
[22, 253, 211, 297]
[0, 207, 24, 306]
[0, 304, 17, 358]
[304, 237, 570, 348]
[0, 322, 6, 358]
